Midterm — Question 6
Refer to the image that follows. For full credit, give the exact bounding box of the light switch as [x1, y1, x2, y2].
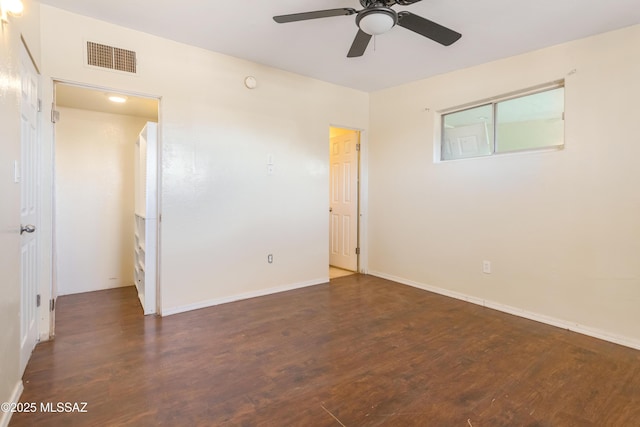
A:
[482, 260, 491, 274]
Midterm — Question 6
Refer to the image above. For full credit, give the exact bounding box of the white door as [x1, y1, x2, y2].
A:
[19, 44, 40, 375]
[329, 131, 359, 271]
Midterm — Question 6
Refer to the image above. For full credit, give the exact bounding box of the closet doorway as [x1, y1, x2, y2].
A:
[53, 82, 160, 324]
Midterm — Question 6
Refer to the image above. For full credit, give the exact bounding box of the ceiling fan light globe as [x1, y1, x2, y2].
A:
[357, 10, 396, 36]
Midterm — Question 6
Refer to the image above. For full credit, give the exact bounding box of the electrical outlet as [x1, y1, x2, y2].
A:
[267, 254, 273, 264]
[482, 260, 491, 274]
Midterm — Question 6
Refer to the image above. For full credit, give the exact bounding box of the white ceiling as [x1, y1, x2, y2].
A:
[38, 0, 640, 92]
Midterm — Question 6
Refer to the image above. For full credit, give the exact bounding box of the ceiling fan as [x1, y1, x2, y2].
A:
[273, 0, 462, 58]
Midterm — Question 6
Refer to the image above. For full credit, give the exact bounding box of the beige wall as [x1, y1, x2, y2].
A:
[368, 25, 640, 347]
[38, 5, 370, 317]
[0, 1, 41, 424]
[55, 107, 151, 295]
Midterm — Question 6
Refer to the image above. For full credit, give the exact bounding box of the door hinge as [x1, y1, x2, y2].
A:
[50, 299, 55, 312]
[37, 99, 42, 112]
[36, 294, 41, 307]
[356, 143, 361, 151]
[51, 103, 60, 123]
[355, 247, 360, 255]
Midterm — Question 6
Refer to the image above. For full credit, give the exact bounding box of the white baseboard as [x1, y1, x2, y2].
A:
[0, 381, 24, 427]
[369, 271, 640, 351]
[162, 277, 329, 317]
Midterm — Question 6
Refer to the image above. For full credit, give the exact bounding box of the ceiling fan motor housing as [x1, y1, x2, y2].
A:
[359, 0, 422, 6]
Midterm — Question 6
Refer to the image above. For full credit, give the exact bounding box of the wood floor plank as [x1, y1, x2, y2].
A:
[10, 274, 640, 426]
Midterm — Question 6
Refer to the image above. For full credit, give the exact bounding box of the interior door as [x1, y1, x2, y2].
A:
[19, 43, 40, 375]
[329, 131, 359, 271]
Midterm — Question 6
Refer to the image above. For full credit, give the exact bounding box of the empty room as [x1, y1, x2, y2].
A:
[1, 0, 639, 426]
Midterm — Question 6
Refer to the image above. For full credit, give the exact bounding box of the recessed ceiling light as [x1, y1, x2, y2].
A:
[108, 95, 127, 103]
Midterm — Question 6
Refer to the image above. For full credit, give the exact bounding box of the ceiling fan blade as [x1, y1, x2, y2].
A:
[397, 11, 461, 46]
[347, 29, 372, 58]
[395, 0, 424, 5]
[274, 8, 357, 24]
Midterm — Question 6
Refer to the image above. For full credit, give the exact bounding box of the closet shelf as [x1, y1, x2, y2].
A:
[134, 121, 158, 316]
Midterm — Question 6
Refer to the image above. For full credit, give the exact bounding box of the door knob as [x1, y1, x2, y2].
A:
[329, 207, 333, 212]
[20, 224, 36, 235]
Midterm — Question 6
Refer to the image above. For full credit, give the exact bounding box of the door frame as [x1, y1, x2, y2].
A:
[44, 79, 162, 337]
[329, 124, 368, 274]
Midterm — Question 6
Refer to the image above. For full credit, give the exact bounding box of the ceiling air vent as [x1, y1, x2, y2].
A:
[86, 41, 137, 74]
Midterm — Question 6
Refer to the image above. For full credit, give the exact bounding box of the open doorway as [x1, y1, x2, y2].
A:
[329, 127, 360, 280]
[52, 82, 159, 332]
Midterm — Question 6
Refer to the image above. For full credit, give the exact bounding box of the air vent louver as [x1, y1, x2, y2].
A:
[87, 41, 136, 73]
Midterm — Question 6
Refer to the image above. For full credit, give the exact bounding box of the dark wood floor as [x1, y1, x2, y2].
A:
[11, 274, 640, 426]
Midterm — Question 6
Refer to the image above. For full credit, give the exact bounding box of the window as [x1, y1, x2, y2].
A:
[440, 84, 564, 161]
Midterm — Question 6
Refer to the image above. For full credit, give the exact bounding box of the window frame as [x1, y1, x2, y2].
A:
[436, 81, 565, 162]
